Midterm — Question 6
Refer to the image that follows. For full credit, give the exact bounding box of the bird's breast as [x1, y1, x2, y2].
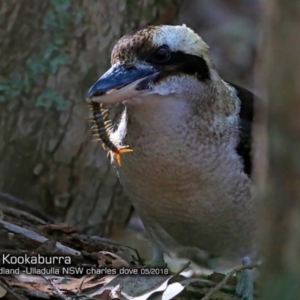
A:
[111, 103, 256, 262]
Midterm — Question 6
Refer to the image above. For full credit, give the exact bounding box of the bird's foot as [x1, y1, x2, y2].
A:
[113, 146, 133, 166]
[234, 257, 254, 300]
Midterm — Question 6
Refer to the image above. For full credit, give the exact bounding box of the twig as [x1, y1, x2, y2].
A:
[0, 220, 80, 255]
[0, 191, 55, 222]
[176, 261, 191, 275]
[41, 275, 67, 300]
[0, 204, 46, 225]
[0, 279, 24, 300]
[109, 284, 122, 299]
[201, 263, 259, 300]
[89, 236, 142, 264]
[78, 275, 89, 295]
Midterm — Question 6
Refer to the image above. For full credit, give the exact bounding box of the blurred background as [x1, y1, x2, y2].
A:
[0, 0, 260, 260]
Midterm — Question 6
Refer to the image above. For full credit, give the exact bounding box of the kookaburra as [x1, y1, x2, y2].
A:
[87, 25, 257, 300]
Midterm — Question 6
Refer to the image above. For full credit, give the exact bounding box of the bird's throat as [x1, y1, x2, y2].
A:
[124, 94, 192, 135]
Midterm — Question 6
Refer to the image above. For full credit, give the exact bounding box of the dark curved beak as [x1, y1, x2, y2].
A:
[87, 63, 156, 104]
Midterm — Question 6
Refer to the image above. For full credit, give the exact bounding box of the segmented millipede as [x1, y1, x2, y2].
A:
[87, 101, 133, 166]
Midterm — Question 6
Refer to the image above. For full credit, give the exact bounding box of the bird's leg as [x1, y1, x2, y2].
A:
[234, 257, 254, 300]
[148, 244, 167, 268]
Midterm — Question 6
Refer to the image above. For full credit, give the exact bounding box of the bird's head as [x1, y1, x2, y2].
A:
[87, 25, 220, 106]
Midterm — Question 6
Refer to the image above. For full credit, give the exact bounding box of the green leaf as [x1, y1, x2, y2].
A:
[53, 35, 64, 46]
[35, 90, 69, 111]
[43, 12, 58, 30]
[51, 0, 71, 12]
[52, 94, 69, 111]
[36, 90, 56, 108]
[73, 8, 85, 23]
[0, 83, 9, 92]
[26, 56, 48, 75]
[60, 277, 67, 284]
[44, 43, 58, 59]
[50, 54, 68, 73]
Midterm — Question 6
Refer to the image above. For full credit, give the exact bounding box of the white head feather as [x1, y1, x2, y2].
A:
[151, 24, 213, 68]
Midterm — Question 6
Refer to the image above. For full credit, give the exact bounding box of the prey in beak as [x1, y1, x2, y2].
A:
[86, 63, 158, 166]
[87, 100, 132, 166]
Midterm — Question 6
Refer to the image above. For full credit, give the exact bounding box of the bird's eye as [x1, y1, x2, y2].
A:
[151, 45, 171, 64]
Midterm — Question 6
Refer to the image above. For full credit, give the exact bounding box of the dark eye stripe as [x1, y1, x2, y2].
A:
[171, 51, 210, 81]
[146, 50, 210, 81]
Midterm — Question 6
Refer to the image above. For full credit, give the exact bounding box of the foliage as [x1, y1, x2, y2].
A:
[0, 0, 85, 110]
